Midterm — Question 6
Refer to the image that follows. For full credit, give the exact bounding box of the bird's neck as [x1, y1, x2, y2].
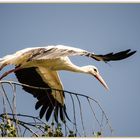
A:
[65, 64, 89, 74]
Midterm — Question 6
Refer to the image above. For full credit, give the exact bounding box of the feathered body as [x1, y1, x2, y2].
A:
[0, 45, 136, 122]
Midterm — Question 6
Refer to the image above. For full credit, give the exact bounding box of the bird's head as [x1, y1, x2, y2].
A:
[83, 65, 109, 90]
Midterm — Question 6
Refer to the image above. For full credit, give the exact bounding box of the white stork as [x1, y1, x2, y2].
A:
[0, 45, 136, 122]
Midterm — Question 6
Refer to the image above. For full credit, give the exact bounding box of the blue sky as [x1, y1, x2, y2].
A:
[0, 3, 140, 136]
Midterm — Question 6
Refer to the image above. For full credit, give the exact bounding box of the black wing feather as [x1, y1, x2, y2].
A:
[40, 105, 48, 119]
[60, 106, 65, 122]
[91, 49, 136, 62]
[54, 106, 59, 123]
[46, 105, 54, 121]
[35, 100, 43, 110]
[14, 67, 69, 122]
[35, 98, 50, 110]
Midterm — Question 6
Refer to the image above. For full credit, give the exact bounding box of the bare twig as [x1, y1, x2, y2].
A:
[0, 80, 112, 136]
[75, 95, 86, 136]
[69, 93, 77, 132]
[0, 84, 12, 112]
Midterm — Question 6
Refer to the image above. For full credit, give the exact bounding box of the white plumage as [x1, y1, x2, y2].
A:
[0, 45, 136, 122]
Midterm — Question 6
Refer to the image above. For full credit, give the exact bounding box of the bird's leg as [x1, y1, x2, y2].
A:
[0, 67, 21, 80]
[0, 63, 7, 71]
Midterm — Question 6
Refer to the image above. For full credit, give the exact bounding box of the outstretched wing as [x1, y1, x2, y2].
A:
[14, 67, 69, 122]
[7, 45, 136, 67]
[27, 45, 136, 63]
[26, 45, 89, 61]
[36, 67, 64, 105]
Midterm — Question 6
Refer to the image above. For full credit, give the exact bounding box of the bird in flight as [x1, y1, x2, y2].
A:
[0, 45, 136, 122]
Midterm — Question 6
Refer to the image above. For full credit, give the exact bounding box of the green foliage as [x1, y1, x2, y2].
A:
[0, 115, 102, 137]
[0, 116, 17, 137]
[93, 131, 102, 137]
[68, 130, 76, 137]
[42, 123, 76, 137]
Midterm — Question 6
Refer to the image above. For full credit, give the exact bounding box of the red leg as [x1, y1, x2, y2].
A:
[0, 63, 7, 71]
[0, 67, 21, 80]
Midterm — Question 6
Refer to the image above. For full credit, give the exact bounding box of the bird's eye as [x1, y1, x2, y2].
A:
[94, 68, 97, 72]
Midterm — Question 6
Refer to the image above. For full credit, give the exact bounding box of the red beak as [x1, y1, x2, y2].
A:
[94, 73, 109, 90]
